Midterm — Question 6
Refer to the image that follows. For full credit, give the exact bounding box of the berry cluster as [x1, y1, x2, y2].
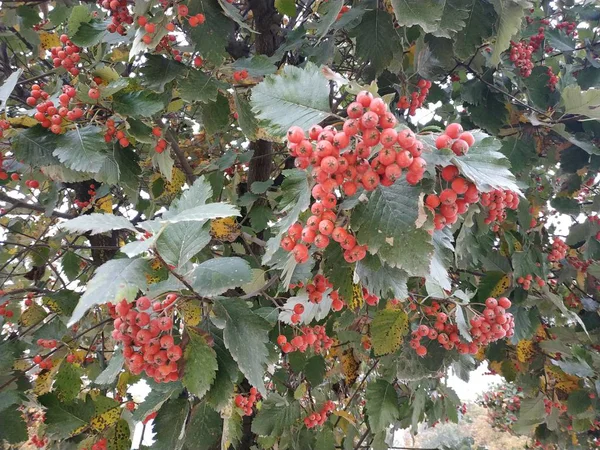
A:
[434, 123, 475, 156]
[509, 40, 534, 77]
[233, 70, 249, 82]
[470, 297, 515, 344]
[154, 32, 178, 54]
[29, 84, 83, 133]
[99, 0, 133, 35]
[528, 26, 546, 52]
[546, 67, 559, 91]
[480, 189, 520, 228]
[109, 295, 182, 383]
[548, 237, 568, 262]
[363, 287, 379, 306]
[25, 179, 40, 190]
[152, 126, 168, 153]
[515, 274, 546, 290]
[276, 325, 333, 354]
[30, 435, 48, 449]
[303, 400, 335, 428]
[234, 387, 260, 416]
[305, 274, 332, 304]
[74, 183, 97, 209]
[396, 79, 432, 116]
[36, 338, 58, 350]
[49, 35, 81, 76]
[138, 18, 160, 44]
[543, 398, 567, 414]
[556, 21, 577, 36]
[32, 354, 53, 370]
[0, 300, 13, 318]
[176, 5, 206, 27]
[568, 256, 592, 273]
[283, 91, 429, 262]
[103, 119, 130, 147]
[0, 119, 9, 138]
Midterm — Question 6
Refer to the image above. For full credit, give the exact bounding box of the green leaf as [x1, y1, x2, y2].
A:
[371, 309, 409, 356]
[350, 9, 402, 77]
[251, 393, 301, 437]
[490, 0, 530, 66]
[60, 213, 136, 235]
[54, 363, 83, 403]
[275, 0, 296, 17]
[132, 380, 183, 423]
[156, 222, 211, 269]
[163, 176, 213, 218]
[304, 355, 326, 386]
[251, 62, 331, 137]
[70, 21, 107, 47]
[188, 0, 233, 64]
[523, 65, 560, 110]
[453, 0, 497, 59]
[500, 134, 537, 170]
[0, 406, 28, 444]
[313, 0, 343, 38]
[183, 402, 222, 450]
[513, 394, 545, 435]
[150, 398, 190, 450]
[351, 178, 434, 275]
[562, 84, 600, 121]
[432, 0, 473, 38]
[68, 258, 149, 326]
[212, 298, 272, 395]
[190, 257, 253, 297]
[366, 380, 400, 433]
[315, 427, 335, 450]
[232, 55, 278, 77]
[52, 126, 109, 173]
[67, 5, 92, 36]
[512, 250, 542, 279]
[140, 54, 186, 93]
[113, 91, 166, 117]
[200, 93, 231, 134]
[263, 169, 311, 265]
[428, 228, 454, 291]
[234, 91, 260, 140]
[355, 254, 408, 300]
[161, 203, 240, 224]
[179, 69, 225, 103]
[322, 243, 354, 302]
[217, 0, 256, 33]
[95, 350, 124, 386]
[567, 390, 592, 416]
[62, 251, 81, 281]
[0, 69, 23, 111]
[183, 331, 218, 400]
[12, 126, 62, 166]
[39, 393, 95, 439]
[390, 0, 444, 33]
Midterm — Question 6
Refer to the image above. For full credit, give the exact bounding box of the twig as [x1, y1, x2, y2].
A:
[165, 130, 196, 185]
[0, 192, 75, 219]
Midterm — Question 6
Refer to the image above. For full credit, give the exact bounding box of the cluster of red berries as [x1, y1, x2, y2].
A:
[138, 18, 160, 44]
[434, 123, 475, 156]
[276, 325, 333, 354]
[109, 295, 182, 383]
[363, 287, 380, 306]
[25, 179, 40, 189]
[556, 21, 577, 36]
[509, 40, 534, 77]
[154, 32, 178, 54]
[176, 4, 206, 27]
[568, 256, 592, 273]
[470, 296, 515, 343]
[517, 274, 546, 290]
[86, 438, 108, 450]
[32, 354, 53, 370]
[233, 70, 249, 82]
[303, 400, 335, 428]
[426, 172, 478, 230]
[396, 79, 432, 116]
[546, 67, 559, 91]
[73, 183, 97, 209]
[480, 189, 520, 228]
[234, 387, 260, 416]
[0, 119, 9, 138]
[99, 0, 134, 35]
[29, 84, 83, 133]
[0, 300, 13, 318]
[103, 119, 130, 147]
[528, 26, 546, 52]
[152, 126, 168, 153]
[30, 435, 48, 449]
[543, 398, 567, 414]
[304, 275, 332, 303]
[36, 339, 58, 349]
[49, 35, 81, 76]
[548, 237, 568, 262]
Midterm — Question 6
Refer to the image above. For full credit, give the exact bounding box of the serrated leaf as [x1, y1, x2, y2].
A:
[156, 222, 211, 268]
[70, 21, 107, 46]
[216, 0, 256, 32]
[183, 331, 218, 400]
[251, 62, 331, 137]
[432, 0, 472, 38]
[366, 379, 400, 433]
[161, 203, 240, 224]
[179, 69, 226, 103]
[562, 84, 600, 121]
[390, 0, 444, 33]
[350, 9, 402, 77]
[351, 178, 434, 275]
[0, 407, 28, 443]
[453, 0, 497, 59]
[150, 398, 190, 450]
[19, 303, 47, 326]
[190, 257, 252, 297]
[212, 298, 272, 395]
[152, 151, 175, 181]
[428, 228, 454, 291]
[455, 305, 472, 342]
[54, 362, 83, 402]
[140, 54, 186, 93]
[52, 126, 109, 173]
[95, 350, 124, 385]
[12, 125, 62, 166]
[188, 0, 233, 65]
[0, 69, 23, 111]
[233, 91, 259, 140]
[132, 380, 183, 422]
[60, 213, 136, 235]
[67, 5, 92, 36]
[322, 243, 354, 302]
[251, 393, 301, 437]
[371, 309, 409, 356]
[39, 393, 95, 439]
[304, 355, 326, 386]
[233, 55, 278, 77]
[356, 254, 408, 300]
[113, 91, 166, 117]
[490, 0, 531, 66]
[314, 0, 343, 38]
[68, 258, 149, 326]
[163, 176, 213, 218]
[513, 394, 545, 435]
[183, 401, 222, 450]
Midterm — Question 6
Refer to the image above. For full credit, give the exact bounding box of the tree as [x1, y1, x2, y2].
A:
[0, 0, 599, 449]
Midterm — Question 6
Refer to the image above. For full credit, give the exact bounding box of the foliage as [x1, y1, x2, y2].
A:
[0, 1, 599, 450]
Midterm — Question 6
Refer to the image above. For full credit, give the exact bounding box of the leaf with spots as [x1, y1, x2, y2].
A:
[371, 308, 409, 356]
[182, 330, 218, 400]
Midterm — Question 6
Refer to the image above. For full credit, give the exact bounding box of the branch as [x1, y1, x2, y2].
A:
[154, 251, 210, 303]
[0, 192, 75, 219]
[165, 130, 196, 185]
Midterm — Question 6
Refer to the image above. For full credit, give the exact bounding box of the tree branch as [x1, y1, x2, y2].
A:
[0, 192, 75, 219]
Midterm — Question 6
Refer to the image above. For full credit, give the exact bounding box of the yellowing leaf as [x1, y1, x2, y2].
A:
[90, 405, 121, 432]
[341, 349, 359, 386]
[13, 359, 31, 371]
[39, 31, 61, 50]
[95, 195, 113, 214]
[348, 283, 364, 310]
[19, 303, 48, 326]
[179, 300, 202, 326]
[210, 217, 240, 242]
[516, 339, 535, 363]
[111, 419, 131, 450]
[490, 274, 511, 298]
[332, 409, 356, 426]
[8, 115, 38, 128]
[370, 309, 408, 356]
